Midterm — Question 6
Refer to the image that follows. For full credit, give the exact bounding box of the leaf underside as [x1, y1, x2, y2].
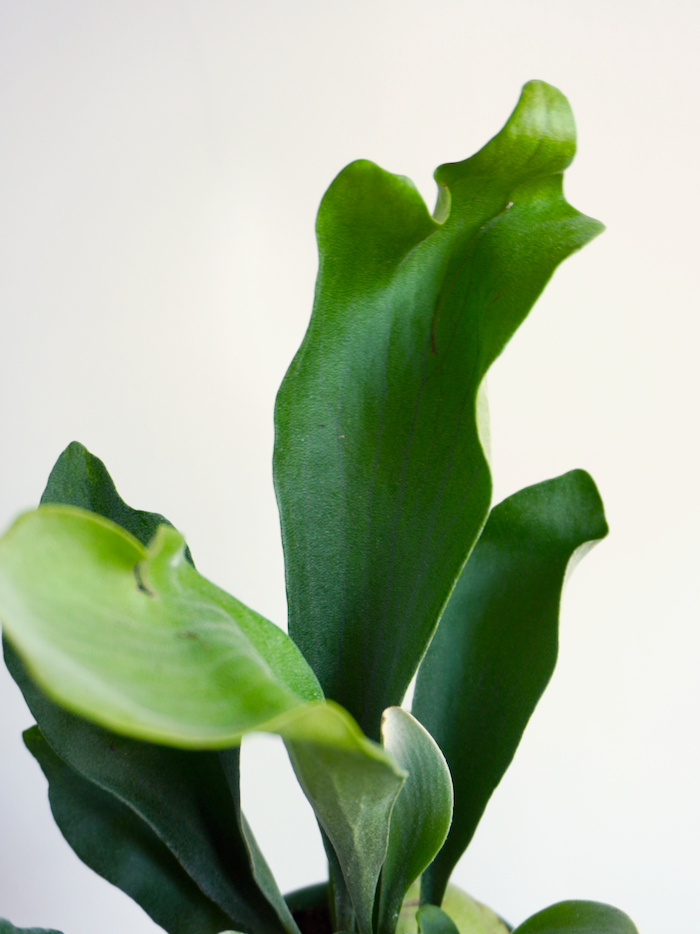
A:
[0, 443, 405, 934]
[413, 470, 608, 905]
[274, 80, 604, 742]
[4, 443, 298, 934]
[287, 736, 405, 934]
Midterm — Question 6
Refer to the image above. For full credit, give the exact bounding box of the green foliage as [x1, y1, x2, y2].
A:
[377, 709, 453, 934]
[3, 444, 301, 934]
[511, 902, 639, 934]
[23, 725, 236, 934]
[413, 471, 608, 906]
[0, 82, 638, 934]
[417, 906, 461, 934]
[273, 80, 603, 744]
[288, 738, 404, 934]
[4, 641, 298, 934]
[394, 882, 509, 934]
[0, 921, 63, 934]
[39, 440, 194, 565]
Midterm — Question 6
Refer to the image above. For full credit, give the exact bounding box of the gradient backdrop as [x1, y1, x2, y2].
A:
[0, 3, 698, 932]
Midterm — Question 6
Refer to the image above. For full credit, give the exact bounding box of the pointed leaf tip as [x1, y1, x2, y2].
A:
[415, 470, 608, 904]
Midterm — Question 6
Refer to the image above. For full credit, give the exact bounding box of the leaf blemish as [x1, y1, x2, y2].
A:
[133, 564, 154, 597]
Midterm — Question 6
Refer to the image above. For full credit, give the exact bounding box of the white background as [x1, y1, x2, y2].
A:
[0, 2, 698, 932]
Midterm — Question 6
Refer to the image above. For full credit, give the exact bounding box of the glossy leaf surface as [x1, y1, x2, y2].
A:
[377, 708, 453, 934]
[24, 726, 235, 934]
[512, 901, 638, 934]
[5, 442, 298, 934]
[0, 459, 405, 927]
[274, 80, 603, 741]
[413, 471, 608, 905]
[286, 734, 405, 934]
[0, 505, 326, 747]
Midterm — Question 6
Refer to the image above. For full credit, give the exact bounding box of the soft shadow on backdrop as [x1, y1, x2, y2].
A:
[0, 2, 697, 932]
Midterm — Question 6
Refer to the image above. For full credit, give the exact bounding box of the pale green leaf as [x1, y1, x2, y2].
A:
[3, 441, 299, 934]
[0, 504, 405, 934]
[286, 732, 405, 934]
[396, 882, 509, 934]
[6, 643, 296, 934]
[377, 708, 453, 934]
[280, 881, 510, 934]
[0, 505, 323, 748]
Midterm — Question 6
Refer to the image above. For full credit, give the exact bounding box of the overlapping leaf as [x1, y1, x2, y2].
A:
[0, 443, 405, 934]
[512, 901, 638, 934]
[39, 440, 194, 564]
[0, 503, 404, 855]
[0, 505, 326, 746]
[274, 80, 604, 741]
[377, 708, 453, 934]
[286, 734, 405, 934]
[5, 642, 296, 934]
[4, 442, 299, 934]
[395, 882, 510, 934]
[0, 73, 620, 934]
[413, 471, 608, 905]
[24, 725, 235, 934]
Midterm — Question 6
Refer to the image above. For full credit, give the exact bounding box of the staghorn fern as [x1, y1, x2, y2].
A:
[0, 82, 637, 934]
